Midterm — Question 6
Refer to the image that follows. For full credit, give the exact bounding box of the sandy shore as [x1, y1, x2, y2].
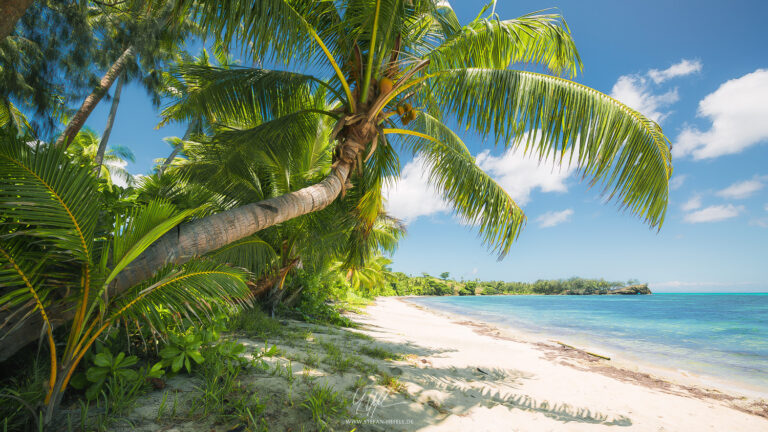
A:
[110, 297, 768, 431]
[350, 297, 768, 431]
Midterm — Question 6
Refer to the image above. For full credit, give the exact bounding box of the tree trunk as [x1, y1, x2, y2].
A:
[112, 160, 352, 291]
[0, 155, 356, 362]
[55, 46, 135, 149]
[94, 72, 125, 176]
[0, 0, 35, 40]
[158, 120, 195, 177]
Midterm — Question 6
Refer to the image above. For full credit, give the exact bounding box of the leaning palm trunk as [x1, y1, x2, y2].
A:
[0, 144, 358, 362]
[93, 72, 125, 175]
[0, 0, 34, 40]
[113, 157, 353, 291]
[56, 46, 135, 148]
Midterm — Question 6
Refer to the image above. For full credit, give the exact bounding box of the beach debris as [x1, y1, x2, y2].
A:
[476, 367, 490, 375]
[427, 399, 449, 414]
[554, 340, 611, 360]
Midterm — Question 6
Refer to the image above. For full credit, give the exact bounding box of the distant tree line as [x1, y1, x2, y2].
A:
[388, 273, 638, 296]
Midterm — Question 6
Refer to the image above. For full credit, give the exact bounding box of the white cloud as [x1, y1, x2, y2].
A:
[683, 204, 743, 223]
[674, 69, 768, 159]
[105, 159, 134, 188]
[383, 156, 450, 223]
[610, 75, 678, 123]
[681, 195, 702, 212]
[669, 174, 687, 190]
[475, 147, 575, 206]
[610, 59, 701, 124]
[648, 59, 702, 84]
[384, 146, 577, 224]
[536, 209, 574, 228]
[716, 178, 764, 199]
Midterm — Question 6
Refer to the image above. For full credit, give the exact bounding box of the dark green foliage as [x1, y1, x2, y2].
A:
[0, 0, 97, 134]
[389, 273, 634, 296]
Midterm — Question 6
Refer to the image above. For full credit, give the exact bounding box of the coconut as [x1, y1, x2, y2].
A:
[379, 77, 394, 94]
[403, 102, 413, 112]
[396, 105, 405, 115]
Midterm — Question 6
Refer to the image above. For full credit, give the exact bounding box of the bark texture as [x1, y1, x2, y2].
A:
[94, 72, 125, 175]
[56, 46, 135, 148]
[0, 158, 354, 361]
[0, 0, 34, 40]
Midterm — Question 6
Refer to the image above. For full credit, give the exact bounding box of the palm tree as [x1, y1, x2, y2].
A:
[3, 0, 673, 359]
[146, 81, 404, 311]
[55, 0, 198, 148]
[0, 134, 252, 422]
[66, 127, 135, 188]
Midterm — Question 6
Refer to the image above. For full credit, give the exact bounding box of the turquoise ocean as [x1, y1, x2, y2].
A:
[408, 294, 768, 393]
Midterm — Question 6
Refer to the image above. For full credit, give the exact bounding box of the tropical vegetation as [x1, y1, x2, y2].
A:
[0, 0, 672, 428]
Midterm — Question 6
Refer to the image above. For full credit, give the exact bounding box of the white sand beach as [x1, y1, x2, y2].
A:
[111, 297, 768, 431]
[348, 297, 768, 431]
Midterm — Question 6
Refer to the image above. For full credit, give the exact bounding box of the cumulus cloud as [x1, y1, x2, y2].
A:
[716, 178, 764, 199]
[610, 75, 678, 123]
[681, 195, 702, 212]
[475, 147, 575, 206]
[384, 147, 576, 224]
[105, 159, 134, 188]
[536, 209, 574, 228]
[683, 204, 743, 223]
[648, 59, 702, 84]
[609, 59, 700, 123]
[383, 156, 450, 223]
[669, 174, 687, 190]
[674, 69, 768, 159]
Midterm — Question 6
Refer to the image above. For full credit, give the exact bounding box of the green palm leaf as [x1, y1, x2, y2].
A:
[108, 261, 250, 329]
[107, 200, 200, 286]
[206, 235, 278, 277]
[0, 138, 99, 263]
[427, 12, 582, 76]
[429, 68, 672, 228]
[161, 66, 337, 127]
[387, 114, 526, 258]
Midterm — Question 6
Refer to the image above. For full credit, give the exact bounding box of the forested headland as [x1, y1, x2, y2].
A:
[381, 273, 650, 296]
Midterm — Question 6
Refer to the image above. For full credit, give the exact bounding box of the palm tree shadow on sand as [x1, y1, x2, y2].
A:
[338, 326, 633, 430]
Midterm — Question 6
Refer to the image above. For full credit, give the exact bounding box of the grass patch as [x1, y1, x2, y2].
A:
[230, 307, 284, 339]
[302, 383, 348, 431]
[359, 345, 401, 360]
[377, 372, 406, 393]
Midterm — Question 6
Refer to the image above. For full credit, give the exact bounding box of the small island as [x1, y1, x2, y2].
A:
[385, 273, 652, 296]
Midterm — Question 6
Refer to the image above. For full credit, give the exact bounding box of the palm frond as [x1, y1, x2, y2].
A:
[0, 138, 99, 263]
[430, 68, 672, 228]
[161, 66, 337, 127]
[427, 12, 582, 77]
[385, 114, 527, 258]
[109, 261, 250, 329]
[107, 200, 199, 286]
[206, 235, 278, 277]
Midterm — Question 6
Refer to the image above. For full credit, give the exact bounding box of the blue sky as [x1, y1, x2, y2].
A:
[80, 1, 768, 292]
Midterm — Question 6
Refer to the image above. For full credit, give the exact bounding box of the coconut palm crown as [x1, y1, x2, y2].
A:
[164, 0, 671, 261]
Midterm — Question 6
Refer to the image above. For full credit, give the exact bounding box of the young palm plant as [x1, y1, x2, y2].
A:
[2, 0, 673, 359]
[0, 135, 251, 423]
